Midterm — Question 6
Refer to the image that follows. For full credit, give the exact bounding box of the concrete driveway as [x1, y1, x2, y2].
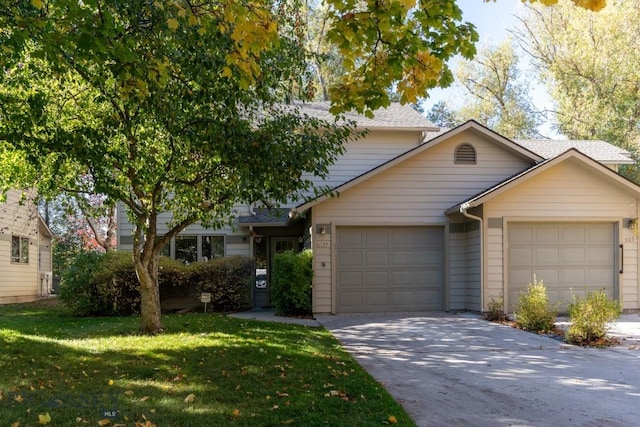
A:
[316, 313, 640, 427]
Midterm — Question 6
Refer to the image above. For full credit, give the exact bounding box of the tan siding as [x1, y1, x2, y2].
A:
[449, 232, 466, 310]
[312, 130, 534, 312]
[485, 160, 639, 311]
[0, 191, 41, 301]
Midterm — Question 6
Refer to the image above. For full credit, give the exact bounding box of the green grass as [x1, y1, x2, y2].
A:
[0, 299, 415, 426]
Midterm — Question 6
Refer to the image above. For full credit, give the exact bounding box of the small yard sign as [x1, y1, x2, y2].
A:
[201, 293, 212, 312]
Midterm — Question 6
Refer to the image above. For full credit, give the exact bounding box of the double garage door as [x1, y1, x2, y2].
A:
[508, 222, 617, 312]
[336, 226, 444, 313]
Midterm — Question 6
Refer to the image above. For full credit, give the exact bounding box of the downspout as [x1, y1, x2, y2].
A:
[460, 202, 484, 313]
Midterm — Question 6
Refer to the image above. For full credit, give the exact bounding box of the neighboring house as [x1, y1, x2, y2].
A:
[0, 190, 54, 303]
[117, 103, 640, 314]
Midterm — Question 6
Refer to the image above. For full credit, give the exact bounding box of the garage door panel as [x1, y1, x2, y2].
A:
[364, 271, 389, 286]
[365, 251, 388, 267]
[337, 226, 443, 313]
[508, 222, 615, 312]
[534, 247, 560, 264]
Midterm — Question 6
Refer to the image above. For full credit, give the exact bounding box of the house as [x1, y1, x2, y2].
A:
[0, 190, 54, 303]
[117, 103, 640, 314]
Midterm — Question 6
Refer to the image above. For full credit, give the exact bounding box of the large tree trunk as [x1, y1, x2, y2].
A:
[134, 250, 163, 334]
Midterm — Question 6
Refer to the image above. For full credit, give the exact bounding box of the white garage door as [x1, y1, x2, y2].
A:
[508, 222, 616, 312]
[336, 226, 444, 313]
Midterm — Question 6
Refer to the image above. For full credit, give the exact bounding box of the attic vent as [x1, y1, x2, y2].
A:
[455, 143, 477, 164]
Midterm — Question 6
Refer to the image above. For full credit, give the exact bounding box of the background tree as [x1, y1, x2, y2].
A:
[454, 39, 542, 138]
[426, 100, 461, 129]
[513, 0, 640, 180]
[0, 0, 607, 333]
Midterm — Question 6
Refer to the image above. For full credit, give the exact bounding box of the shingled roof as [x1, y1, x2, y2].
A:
[515, 139, 633, 164]
[295, 102, 438, 132]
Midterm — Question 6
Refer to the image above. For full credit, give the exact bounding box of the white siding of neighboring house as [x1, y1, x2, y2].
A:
[310, 130, 534, 313]
[484, 158, 640, 311]
[0, 190, 41, 303]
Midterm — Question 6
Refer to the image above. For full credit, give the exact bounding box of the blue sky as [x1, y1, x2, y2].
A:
[421, 0, 556, 136]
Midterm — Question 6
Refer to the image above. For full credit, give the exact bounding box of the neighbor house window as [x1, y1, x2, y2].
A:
[455, 143, 477, 164]
[11, 235, 29, 263]
[202, 235, 224, 261]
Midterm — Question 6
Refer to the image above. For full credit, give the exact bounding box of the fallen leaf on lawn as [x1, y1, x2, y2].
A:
[232, 409, 240, 417]
[140, 396, 150, 402]
[134, 421, 157, 427]
[38, 413, 52, 424]
[97, 420, 111, 426]
[124, 390, 134, 396]
[108, 380, 114, 386]
[184, 393, 196, 403]
[276, 391, 289, 397]
[11, 422, 19, 427]
[388, 415, 398, 424]
[271, 404, 279, 410]
[281, 419, 294, 424]
[14, 395, 23, 403]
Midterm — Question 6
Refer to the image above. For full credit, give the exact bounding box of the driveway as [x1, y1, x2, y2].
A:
[316, 313, 640, 427]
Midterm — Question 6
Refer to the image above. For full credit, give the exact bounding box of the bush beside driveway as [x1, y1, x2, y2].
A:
[317, 313, 640, 427]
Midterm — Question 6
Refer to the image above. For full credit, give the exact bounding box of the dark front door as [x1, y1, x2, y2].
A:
[253, 236, 300, 308]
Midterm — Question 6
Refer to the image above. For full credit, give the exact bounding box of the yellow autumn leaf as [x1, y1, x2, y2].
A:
[108, 379, 114, 386]
[388, 415, 398, 424]
[232, 409, 240, 417]
[184, 393, 196, 403]
[38, 413, 52, 425]
[14, 395, 23, 403]
[97, 419, 111, 426]
[11, 422, 20, 427]
[167, 18, 179, 31]
[31, 0, 43, 9]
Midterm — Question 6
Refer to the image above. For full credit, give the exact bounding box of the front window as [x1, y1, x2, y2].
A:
[202, 236, 224, 261]
[11, 236, 29, 263]
[175, 235, 197, 264]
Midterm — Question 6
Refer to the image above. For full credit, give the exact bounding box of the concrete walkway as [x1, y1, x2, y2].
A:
[316, 312, 640, 427]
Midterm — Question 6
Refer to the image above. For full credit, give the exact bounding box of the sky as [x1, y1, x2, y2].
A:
[421, 0, 557, 137]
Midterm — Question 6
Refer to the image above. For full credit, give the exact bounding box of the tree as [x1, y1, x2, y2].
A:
[0, 1, 606, 333]
[513, 0, 640, 180]
[454, 40, 541, 138]
[426, 100, 461, 129]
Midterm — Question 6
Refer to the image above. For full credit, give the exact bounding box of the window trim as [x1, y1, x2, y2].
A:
[454, 143, 477, 165]
[11, 235, 30, 264]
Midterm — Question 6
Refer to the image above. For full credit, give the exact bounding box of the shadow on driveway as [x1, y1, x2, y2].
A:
[317, 312, 640, 427]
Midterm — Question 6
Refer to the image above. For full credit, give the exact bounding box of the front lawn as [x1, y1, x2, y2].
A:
[0, 299, 414, 426]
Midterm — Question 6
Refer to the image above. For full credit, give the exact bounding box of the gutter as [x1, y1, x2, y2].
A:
[459, 202, 485, 313]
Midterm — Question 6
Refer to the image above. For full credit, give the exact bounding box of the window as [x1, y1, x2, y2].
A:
[202, 235, 224, 261]
[11, 236, 29, 263]
[175, 235, 198, 264]
[455, 143, 477, 164]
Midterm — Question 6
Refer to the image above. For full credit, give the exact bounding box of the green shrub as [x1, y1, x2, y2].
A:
[271, 250, 313, 316]
[58, 251, 106, 316]
[59, 250, 252, 316]
[484, 296, 508, 322]
[189, 256, 253, 312]
[565, 290, 622, 345]
[514, 277, 557, 332]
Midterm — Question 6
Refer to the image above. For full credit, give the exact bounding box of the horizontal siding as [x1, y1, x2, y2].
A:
[486, 159, 639, 311]
[314, 131, 531, 225]
[0, 191, 41, 299]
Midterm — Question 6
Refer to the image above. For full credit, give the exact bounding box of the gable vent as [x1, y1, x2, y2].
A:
[455, 143, 477, 164]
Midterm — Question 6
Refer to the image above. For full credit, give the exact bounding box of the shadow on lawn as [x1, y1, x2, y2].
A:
[0, 307, 408, 427]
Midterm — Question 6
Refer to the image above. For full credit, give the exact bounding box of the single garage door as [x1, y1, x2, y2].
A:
[336, 226, 444, 313]
[508, 222, 616, 312]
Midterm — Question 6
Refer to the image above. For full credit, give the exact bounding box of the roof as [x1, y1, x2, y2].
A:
[293, 120, 544, 214]
[515, 139, 633, 164]
[294, 102, 439, 132]
[445, 148, 640, 215]
[237, 208, 290, 227]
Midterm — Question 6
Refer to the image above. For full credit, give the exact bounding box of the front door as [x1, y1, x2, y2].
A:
[253, 236, 300, 308]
